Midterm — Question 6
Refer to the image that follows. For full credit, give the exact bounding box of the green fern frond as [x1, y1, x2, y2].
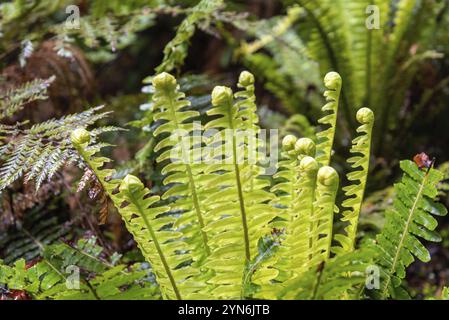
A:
[294, 0, 358, 119]
[272, 156, 319, 281]
[0, 200, 73, 264]
[388, 0, 418, 60]
[260, 162, 339, 299]
[42, 239, 110, 274]
[271, 136, 315, 210]
[334, 108, 374, 254]
[0, 240, 159, 300]
[241, 53, 299, 114]
[373, 160, 447, 299]
[442, 287, 449, 300]
[241, 236, 281, 299]
[315, 72, 342, 166]
[235, 6, 321, 115]
[309, 166, 340, 267]
[116, 175, 206, 300]
[72, 130, 205, 299]
[150, 72, 210, 261]
[280, 114, 316, 140]
[0, 77, 55, 121]
[201, 82, 277, 299]
[0, 106, 113, 191]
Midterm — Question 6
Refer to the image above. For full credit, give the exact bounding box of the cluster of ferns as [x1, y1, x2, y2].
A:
[70, 71, 446, 300]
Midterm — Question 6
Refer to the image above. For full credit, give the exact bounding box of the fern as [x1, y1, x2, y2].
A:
[117, 175, 206, 300]
[310, 167, 340, 264]
[72, 129, 208, 300]
[0, 77, 54, 121]
[279, 247, 375, 300]
[67, 71, 446, 301]
[315, 72, 342, 166]
[201, 81, 277, 299]
[280, 114, 316, 140]
[240, 0, 445, 157]
[0, 198, 73, 264]
[270, 156, 319, 284]
[333, 108, 374, 254]
[373, 160, 447, 299]
[271, 136, 316, 211]
[155, 0, 224, 73]
[234, 6, 322, 115]
[150, 72, 210, 262]
[0, 239, 159, 300]
[0, 106, 115, 191]
[442, 287, 449, 300]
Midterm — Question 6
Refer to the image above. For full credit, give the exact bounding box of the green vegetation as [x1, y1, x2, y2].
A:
[1, 0, 448, 300]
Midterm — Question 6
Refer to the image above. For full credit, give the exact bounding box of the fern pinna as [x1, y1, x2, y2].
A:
[69, 71, 447, 300]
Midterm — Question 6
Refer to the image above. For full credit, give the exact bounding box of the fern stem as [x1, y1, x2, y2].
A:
[84, 278, 101, 300]
[308, 180, 317, 262]
[380, 169, 429, 299]
[225, 99, 251, 261]
[325, 208, 334, 261]
[310, 262, 325, 300]
[233, 140, 251, 262]
[21, 227, 45, 251]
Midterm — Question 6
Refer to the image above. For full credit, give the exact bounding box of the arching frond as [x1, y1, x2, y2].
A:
[0, 77, 55, 121]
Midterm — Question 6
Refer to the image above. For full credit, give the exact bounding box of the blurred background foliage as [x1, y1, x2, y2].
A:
[1, 0, 448, 299]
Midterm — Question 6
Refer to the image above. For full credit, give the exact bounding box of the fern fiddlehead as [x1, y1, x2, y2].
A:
[334, 107, 374, 254]
[315, 72, 342, 167]
[311, 166, 340, 266]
